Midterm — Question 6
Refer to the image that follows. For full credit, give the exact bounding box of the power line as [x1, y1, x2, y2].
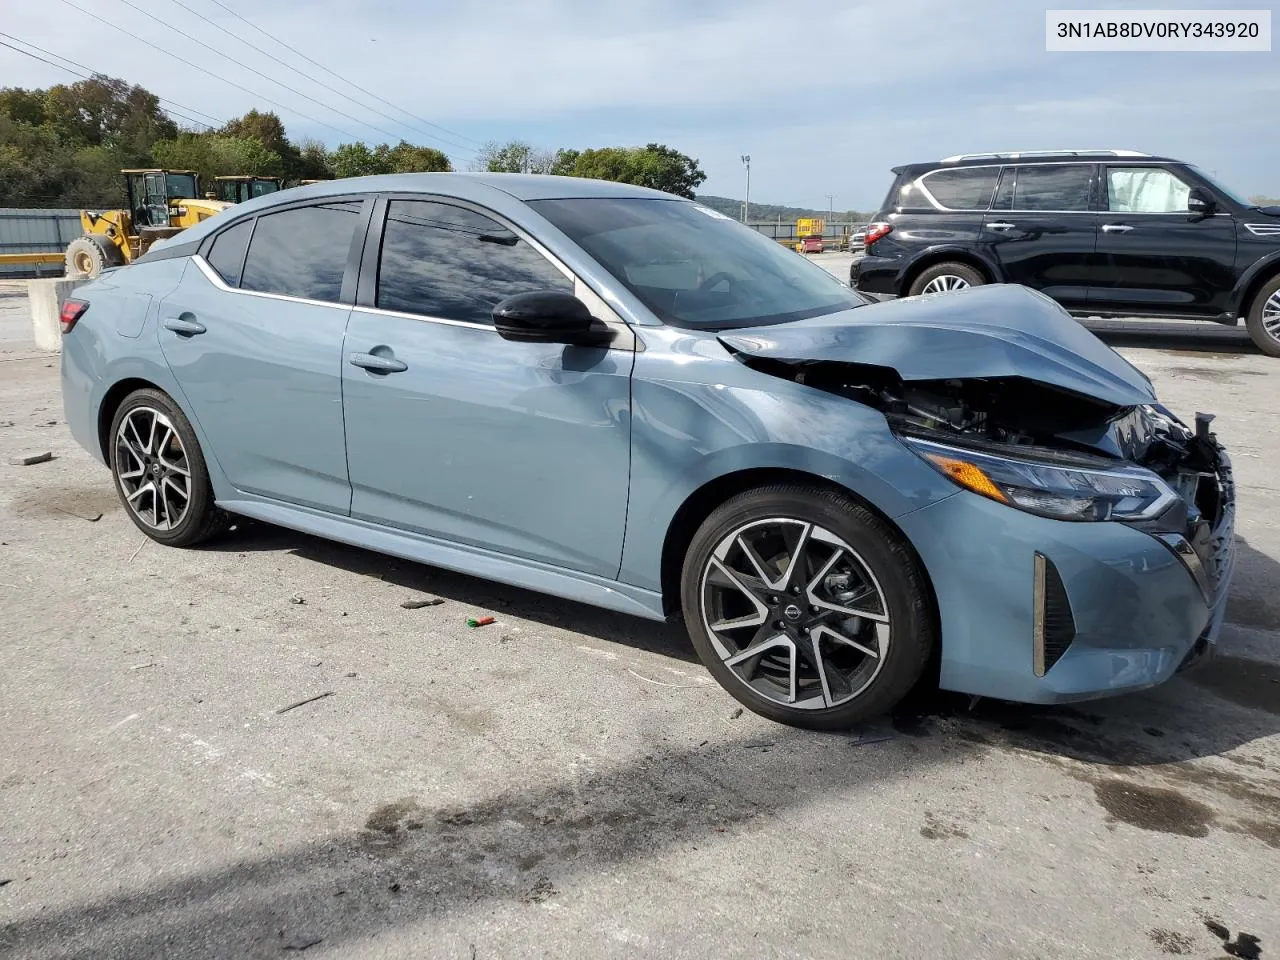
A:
[0, 35, 221, 130]
[105, 0, 459, 151]
[55, 0, 368, 142]
[203, 0, 483, 149]
[152, 0, 476, 154]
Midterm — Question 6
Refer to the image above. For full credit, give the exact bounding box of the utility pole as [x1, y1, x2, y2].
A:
[826, 194, 833, 223]
[741, 155, 751, 222]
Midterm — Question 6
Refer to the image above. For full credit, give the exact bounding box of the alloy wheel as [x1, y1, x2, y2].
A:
[698, 518, 890, 710]
[114, 406, 192, 530]
[920, 274, 970, 294]
[1263, 290, 1280, 342]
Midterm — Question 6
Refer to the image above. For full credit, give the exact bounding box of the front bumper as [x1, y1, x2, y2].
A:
[895, 472, 1234, 704]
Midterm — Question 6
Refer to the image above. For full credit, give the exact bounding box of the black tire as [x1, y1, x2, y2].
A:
[109, 388, 229, 547]
[65, 235, 119, 280]
[680, 484, 936, 730]
[907, 261, 985, 298]
[1244, 274, 1280, 358]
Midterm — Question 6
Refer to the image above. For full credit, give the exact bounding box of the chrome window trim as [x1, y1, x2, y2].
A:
[192, 255, 351, 310]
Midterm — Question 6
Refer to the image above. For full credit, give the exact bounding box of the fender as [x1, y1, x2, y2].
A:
[1228, 249, 1280, 316]
[895, 242, 1004, 288]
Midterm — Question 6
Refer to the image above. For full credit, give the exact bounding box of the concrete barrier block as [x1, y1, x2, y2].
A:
[27, 278, 85, 353]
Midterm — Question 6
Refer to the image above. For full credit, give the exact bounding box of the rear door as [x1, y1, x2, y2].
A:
[1089, 164, 1238, 317]
[158, 198, 369, 512]
[979, 163, 1098, 309]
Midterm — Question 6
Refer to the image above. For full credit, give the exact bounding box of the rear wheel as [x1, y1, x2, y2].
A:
[908, 261, 985, 297]
[680, 484, 936, 729]
[109, 388, 229, 547]
[1244, 274, 1280, 357]
[65, 236, 119, 280]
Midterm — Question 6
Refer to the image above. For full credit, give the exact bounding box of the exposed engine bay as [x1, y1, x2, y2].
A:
[740, 356, 1232, 539]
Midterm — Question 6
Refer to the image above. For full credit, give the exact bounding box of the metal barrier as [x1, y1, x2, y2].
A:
[0, 209, 79, 278]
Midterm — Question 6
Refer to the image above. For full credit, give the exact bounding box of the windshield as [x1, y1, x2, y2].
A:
[1187, 166, 1251, 207]
[252, 179, 280, 197]
[165, 173, 198, 199]
[529, 198, 866, 330]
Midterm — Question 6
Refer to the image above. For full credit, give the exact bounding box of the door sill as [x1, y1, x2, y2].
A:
[217, 496, 667, 621]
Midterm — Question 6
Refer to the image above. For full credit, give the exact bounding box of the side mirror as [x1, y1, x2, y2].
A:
[1187, 187, 1216, 219]
[492, 291, 614, 346]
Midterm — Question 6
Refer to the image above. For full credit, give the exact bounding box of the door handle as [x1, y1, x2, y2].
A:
[1101, 223, 1133, 233]
[348, 352, 408, 374]
[985, 221, 1016, 232]
[162, 316, 206, 336]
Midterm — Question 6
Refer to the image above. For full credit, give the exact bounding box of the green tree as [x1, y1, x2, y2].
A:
[41, 76, 175, 156]
[0, 87, 46, 126]
[295, 137, 333, 180]
[330, 141, 386, 178]
[381, 140, 452, 173]
[570, 143, 705, 198]
[151, 133, 284, 184]
[476, 139, 534, 173]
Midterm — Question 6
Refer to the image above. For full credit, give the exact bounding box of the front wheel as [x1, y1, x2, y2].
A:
[1244, 275, 1280, 358]
[109, 388, 229, 547]
[680, 485, 936, 729]
[907, 262, 985, 297]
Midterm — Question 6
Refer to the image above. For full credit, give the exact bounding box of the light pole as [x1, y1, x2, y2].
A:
[826, 194, 833, 222]
[741, 155, 751, 222]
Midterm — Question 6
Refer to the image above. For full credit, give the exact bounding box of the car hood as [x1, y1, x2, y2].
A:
[718, 284, 1155, 408]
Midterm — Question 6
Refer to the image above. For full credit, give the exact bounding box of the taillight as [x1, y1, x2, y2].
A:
[864, 222, 892, 247]
[59, 299, 88, 334]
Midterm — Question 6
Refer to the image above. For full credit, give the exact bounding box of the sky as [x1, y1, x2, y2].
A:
[2, 0, 1276, 210]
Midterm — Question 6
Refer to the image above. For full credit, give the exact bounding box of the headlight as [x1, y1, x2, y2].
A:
[902, 436, 1178, 522]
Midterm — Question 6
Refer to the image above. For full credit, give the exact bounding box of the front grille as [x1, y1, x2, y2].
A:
[1033, 553, 1076, 677]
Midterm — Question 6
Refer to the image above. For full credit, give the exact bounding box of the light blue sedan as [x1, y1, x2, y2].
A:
[59, 174, 1234, 729]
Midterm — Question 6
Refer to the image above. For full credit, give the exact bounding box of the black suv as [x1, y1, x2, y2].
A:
[852, 149, 1280, 356]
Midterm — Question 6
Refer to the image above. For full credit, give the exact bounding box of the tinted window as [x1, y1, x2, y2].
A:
[205, 219, 253, 286]
[241, 202, 362, 302]
[991, 168, 1016, 210]
[376, 200, 571, 323]
[921, 168, 999, 210]
[531, 197, 865, 330]
[1107, 166, 1189, 213]
[1010, 165, 1093, 211]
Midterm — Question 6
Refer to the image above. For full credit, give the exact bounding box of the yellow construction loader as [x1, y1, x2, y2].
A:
[65, 169, 230, 279]
[213, 174, 284, 204]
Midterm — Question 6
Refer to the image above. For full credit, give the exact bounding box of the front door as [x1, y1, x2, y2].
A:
[341, 198, 633, 578]
[979, 163, 1098, 310]
[158, 200, 368, 512]
[1089, 165, 1238, 317]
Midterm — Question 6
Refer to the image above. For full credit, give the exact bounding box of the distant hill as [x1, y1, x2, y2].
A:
[695, 195, 873, 224]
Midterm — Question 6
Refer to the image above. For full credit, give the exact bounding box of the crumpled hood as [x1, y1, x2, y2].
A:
[718, 284, 1155, 408]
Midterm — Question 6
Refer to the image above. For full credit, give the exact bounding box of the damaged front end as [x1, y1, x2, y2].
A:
[721, 306, 1235, 675]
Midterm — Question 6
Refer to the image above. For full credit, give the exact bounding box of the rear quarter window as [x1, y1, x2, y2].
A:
[918, 168, 999, 210]
[240, 201, 363, 302]
[205, 219, 253, 286]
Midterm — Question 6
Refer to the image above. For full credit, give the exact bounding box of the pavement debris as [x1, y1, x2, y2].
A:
[467, 616, 496, 627]
[8, 451, 52, 466]
[282, 938, 323, 952]
[276, 691, 335, 715]
[289, 595, 306, 604]
[728, 707, 744, 719]
[400, 597, 444, 609]
[129, 662, 155, 671]
[53, 506, 102, 522]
